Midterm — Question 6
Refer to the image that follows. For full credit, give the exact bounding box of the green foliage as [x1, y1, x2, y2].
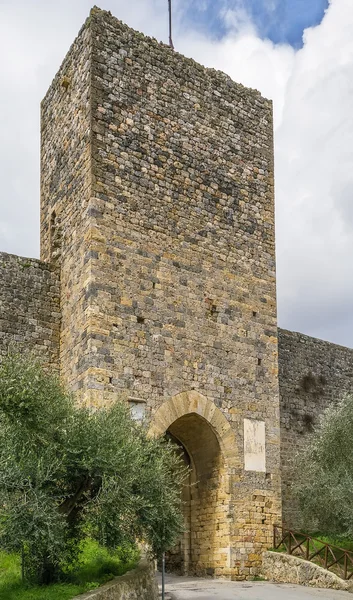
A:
[0, 353, 187, 585]
[0, 540, 138, 600]
[294, 395, 353, 538]
[64, 538, 139, 584]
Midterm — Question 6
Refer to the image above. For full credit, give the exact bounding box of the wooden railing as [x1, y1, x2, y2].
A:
[273, 525, 353, 581]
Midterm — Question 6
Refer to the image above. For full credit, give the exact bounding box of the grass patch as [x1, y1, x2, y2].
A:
[0, 539, 139, 600]
[310, 534, 353, 552]
[269, 545, 285, 553]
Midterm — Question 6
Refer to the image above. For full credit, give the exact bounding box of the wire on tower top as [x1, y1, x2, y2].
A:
[168, 0, 174, 49]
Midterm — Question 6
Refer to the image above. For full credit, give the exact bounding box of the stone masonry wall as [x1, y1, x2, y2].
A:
[85, 8, 281, 578]
[41, 21, 92, 392]
[0, 252, 60, 368]
[73, 558, 158, 600]
[278, 328, 353, 529]
[40, 6, 282, 578]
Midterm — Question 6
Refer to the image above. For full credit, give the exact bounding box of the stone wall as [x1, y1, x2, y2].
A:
[73, 558, 158, 600]
[41, 20, 92, 391]
[262, 551, 353, 592]
[278, 328, 353, 528]
[0, 252, 60, 368]
[87, 7, 279, 416]
[40, 6, 282, 579]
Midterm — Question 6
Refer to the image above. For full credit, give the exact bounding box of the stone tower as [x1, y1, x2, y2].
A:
[40, 7, 281, 579]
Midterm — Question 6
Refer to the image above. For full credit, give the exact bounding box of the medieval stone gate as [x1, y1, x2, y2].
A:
[42, 7, 283, 579]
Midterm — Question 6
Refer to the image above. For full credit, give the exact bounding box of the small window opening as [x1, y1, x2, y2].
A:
[205, 298, 218, 321]
[258, 358, 262, 366]
[109, 376, 113, 384]
[152, 282, 156, 289]
[253, 311, 257, 317]
[49, 211, 56, 254]
[137, 316, 145, 324]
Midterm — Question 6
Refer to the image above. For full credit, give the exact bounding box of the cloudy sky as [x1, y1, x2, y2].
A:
[1, 0, 353, 347]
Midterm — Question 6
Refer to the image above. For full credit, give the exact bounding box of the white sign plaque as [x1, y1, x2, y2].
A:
[244, 418, 266, 472]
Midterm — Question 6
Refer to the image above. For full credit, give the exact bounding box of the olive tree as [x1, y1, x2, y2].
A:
[295, 395, 353, 537]
[0, 353, 186, 584]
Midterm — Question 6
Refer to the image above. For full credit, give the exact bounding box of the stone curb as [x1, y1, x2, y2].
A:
[262, 550, 353, 593]
[72, 558, 158, 600]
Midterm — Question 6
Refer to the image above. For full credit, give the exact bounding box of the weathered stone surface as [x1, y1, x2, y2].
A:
[41, 19, 92, 391]
[39, 7, 282, 579]
[0, 252, 60, 369]
[262, 551, 353, 593]
[278, 329, 353, 529]
[73, 558, 158, 600]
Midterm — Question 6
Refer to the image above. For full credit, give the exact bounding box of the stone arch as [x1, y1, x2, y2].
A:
[149, 391, 239, 577]
[149, 390, 239, 470]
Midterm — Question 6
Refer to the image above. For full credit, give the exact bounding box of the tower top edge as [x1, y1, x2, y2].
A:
[42, 4, 272, 107]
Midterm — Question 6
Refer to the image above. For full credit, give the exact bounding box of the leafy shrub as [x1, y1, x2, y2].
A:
[0, 353, 187, 584]
[0, 540, 138, 600]
[295, 394, 353, 537]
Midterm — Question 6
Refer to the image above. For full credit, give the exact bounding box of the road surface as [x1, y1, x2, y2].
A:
[159, 574, 352, 600]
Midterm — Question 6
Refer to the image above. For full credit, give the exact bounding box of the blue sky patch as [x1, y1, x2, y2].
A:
[179, 0, 329, 48]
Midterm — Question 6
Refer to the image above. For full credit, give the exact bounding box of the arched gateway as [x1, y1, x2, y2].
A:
[149, 391, 239, 576]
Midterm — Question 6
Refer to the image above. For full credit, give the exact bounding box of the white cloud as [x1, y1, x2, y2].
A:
[275, 0, 353, 345]
[220, 6, 254, 34]
[0, 0, 352, 346]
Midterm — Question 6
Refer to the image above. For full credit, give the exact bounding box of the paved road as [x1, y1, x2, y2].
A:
[159, 574, 352, 600]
